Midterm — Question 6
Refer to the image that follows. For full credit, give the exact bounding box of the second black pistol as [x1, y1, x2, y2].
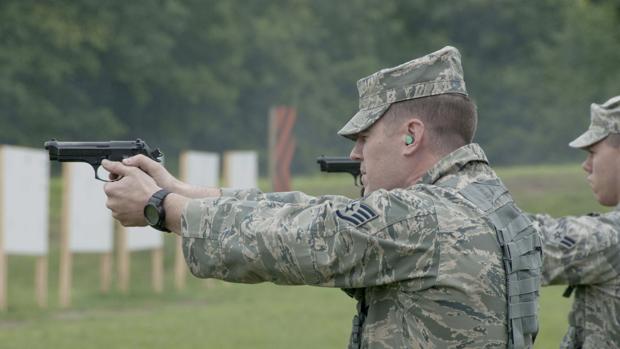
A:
[316, 156, 362, 186]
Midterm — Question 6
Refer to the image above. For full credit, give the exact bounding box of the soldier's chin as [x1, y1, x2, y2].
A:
[595, 192, 617, 207]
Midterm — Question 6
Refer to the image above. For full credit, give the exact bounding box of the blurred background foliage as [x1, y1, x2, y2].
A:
[1, 0, 618, 173]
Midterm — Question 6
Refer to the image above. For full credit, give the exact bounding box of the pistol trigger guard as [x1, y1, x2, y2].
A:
[355, 174, 364, 197]
[92, 164, 107, 182]
[93, 163, 122, 182]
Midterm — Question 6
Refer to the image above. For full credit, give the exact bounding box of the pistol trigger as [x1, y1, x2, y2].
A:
[353, 174, 362, 187]
[92, 164, 106, 182]
[94, 163, 120, 182]
[356, 175, 365, 197]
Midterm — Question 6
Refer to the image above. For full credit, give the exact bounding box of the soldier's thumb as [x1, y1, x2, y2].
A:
[101, 159, 131, 177]
[123, 155, 159, 175]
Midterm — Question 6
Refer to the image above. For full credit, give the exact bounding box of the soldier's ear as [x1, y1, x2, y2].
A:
[403, 119, 424, 155]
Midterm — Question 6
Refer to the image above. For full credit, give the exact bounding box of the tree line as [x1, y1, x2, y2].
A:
[1, 0, 618, 174]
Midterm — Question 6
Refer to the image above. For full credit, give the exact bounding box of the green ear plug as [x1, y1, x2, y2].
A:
[405, 135, 414, 145]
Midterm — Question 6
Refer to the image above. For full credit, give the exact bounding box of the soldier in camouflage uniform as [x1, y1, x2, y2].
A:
[103, 46, 542, 348]
[529, 96, 620, 349]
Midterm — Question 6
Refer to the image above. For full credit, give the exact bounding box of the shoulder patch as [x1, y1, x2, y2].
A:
[559, 235, 576, 249]
[336, 202, 378, 227]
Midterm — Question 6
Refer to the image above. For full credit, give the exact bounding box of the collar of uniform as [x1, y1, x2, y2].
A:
[418, 143, 489, 185]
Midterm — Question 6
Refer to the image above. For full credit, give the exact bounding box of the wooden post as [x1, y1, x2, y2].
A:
[35, 256, 48, 308]
[152, 248, 164, 293]
[117, 223, 130, 293]
[269, 106, 297, 192]
[222, 152, 231, 188]
[100, 252, 112, 293]
[58, 164, 72, 307]
[0, 251, 4, 311]
[0, 237, 5, 311]
[174, 153, 188, 291]
[174, 236, 186, 291]
[0, 148, 6, 311]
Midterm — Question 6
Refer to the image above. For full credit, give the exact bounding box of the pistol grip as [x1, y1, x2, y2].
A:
[353, 173, 362, 187]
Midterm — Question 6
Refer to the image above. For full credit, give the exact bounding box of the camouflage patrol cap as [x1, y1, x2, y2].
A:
[338, 46, 468, 140]
[569, 95, 620, 149]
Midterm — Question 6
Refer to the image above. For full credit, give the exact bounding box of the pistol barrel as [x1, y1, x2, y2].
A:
[316, 156, 361, 174]
[44, 139, 162, 163]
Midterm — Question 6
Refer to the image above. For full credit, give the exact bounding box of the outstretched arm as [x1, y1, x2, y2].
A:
[121, 154, 221, 198]
[102, 157, 438, 288]
[529, 212, 620, 286]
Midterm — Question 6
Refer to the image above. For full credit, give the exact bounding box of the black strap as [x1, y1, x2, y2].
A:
[349, 292, 368, 348]
[147, 188, 172, 232]
[563, 286, 575, 298]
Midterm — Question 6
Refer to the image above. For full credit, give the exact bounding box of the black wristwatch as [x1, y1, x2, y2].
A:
[144, 189, 172, 232]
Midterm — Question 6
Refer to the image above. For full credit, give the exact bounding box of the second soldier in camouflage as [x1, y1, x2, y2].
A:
[529, 96, 620, 349]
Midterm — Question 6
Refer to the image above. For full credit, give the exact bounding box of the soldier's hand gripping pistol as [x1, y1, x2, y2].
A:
[316, 156, 362, 188]
[44, 139, 164, 182]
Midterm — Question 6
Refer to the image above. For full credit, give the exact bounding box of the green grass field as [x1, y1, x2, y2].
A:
[0, 163, 605, 348]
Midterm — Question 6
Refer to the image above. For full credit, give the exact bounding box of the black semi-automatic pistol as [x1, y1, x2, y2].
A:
[44, 139, 163, 181]
[316, 156, 362, 187]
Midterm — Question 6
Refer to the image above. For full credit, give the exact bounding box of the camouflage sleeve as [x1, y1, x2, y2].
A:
[219, 187, 341, 204]
[181, 188, 438, 288]
[528, 211, 620, 286]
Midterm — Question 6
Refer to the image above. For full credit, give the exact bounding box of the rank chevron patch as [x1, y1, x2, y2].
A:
[559, 235, 576, 249]
[336, 201, 378, 227]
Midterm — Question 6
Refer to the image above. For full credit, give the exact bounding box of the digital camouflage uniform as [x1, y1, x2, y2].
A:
[529, 95, 620, 349]
[180, 47, 542, 348]
[529, 211, 620, 348]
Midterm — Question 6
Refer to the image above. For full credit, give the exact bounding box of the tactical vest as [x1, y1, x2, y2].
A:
[459, 179, 542, 349]
[344, 287, 366, 348]
[345, 178, 542, 349]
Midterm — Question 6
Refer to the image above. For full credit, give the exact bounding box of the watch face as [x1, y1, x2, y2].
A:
[144, 204, 160, 225]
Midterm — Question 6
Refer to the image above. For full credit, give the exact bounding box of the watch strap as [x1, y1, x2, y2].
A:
[146, 188, 171, 232]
